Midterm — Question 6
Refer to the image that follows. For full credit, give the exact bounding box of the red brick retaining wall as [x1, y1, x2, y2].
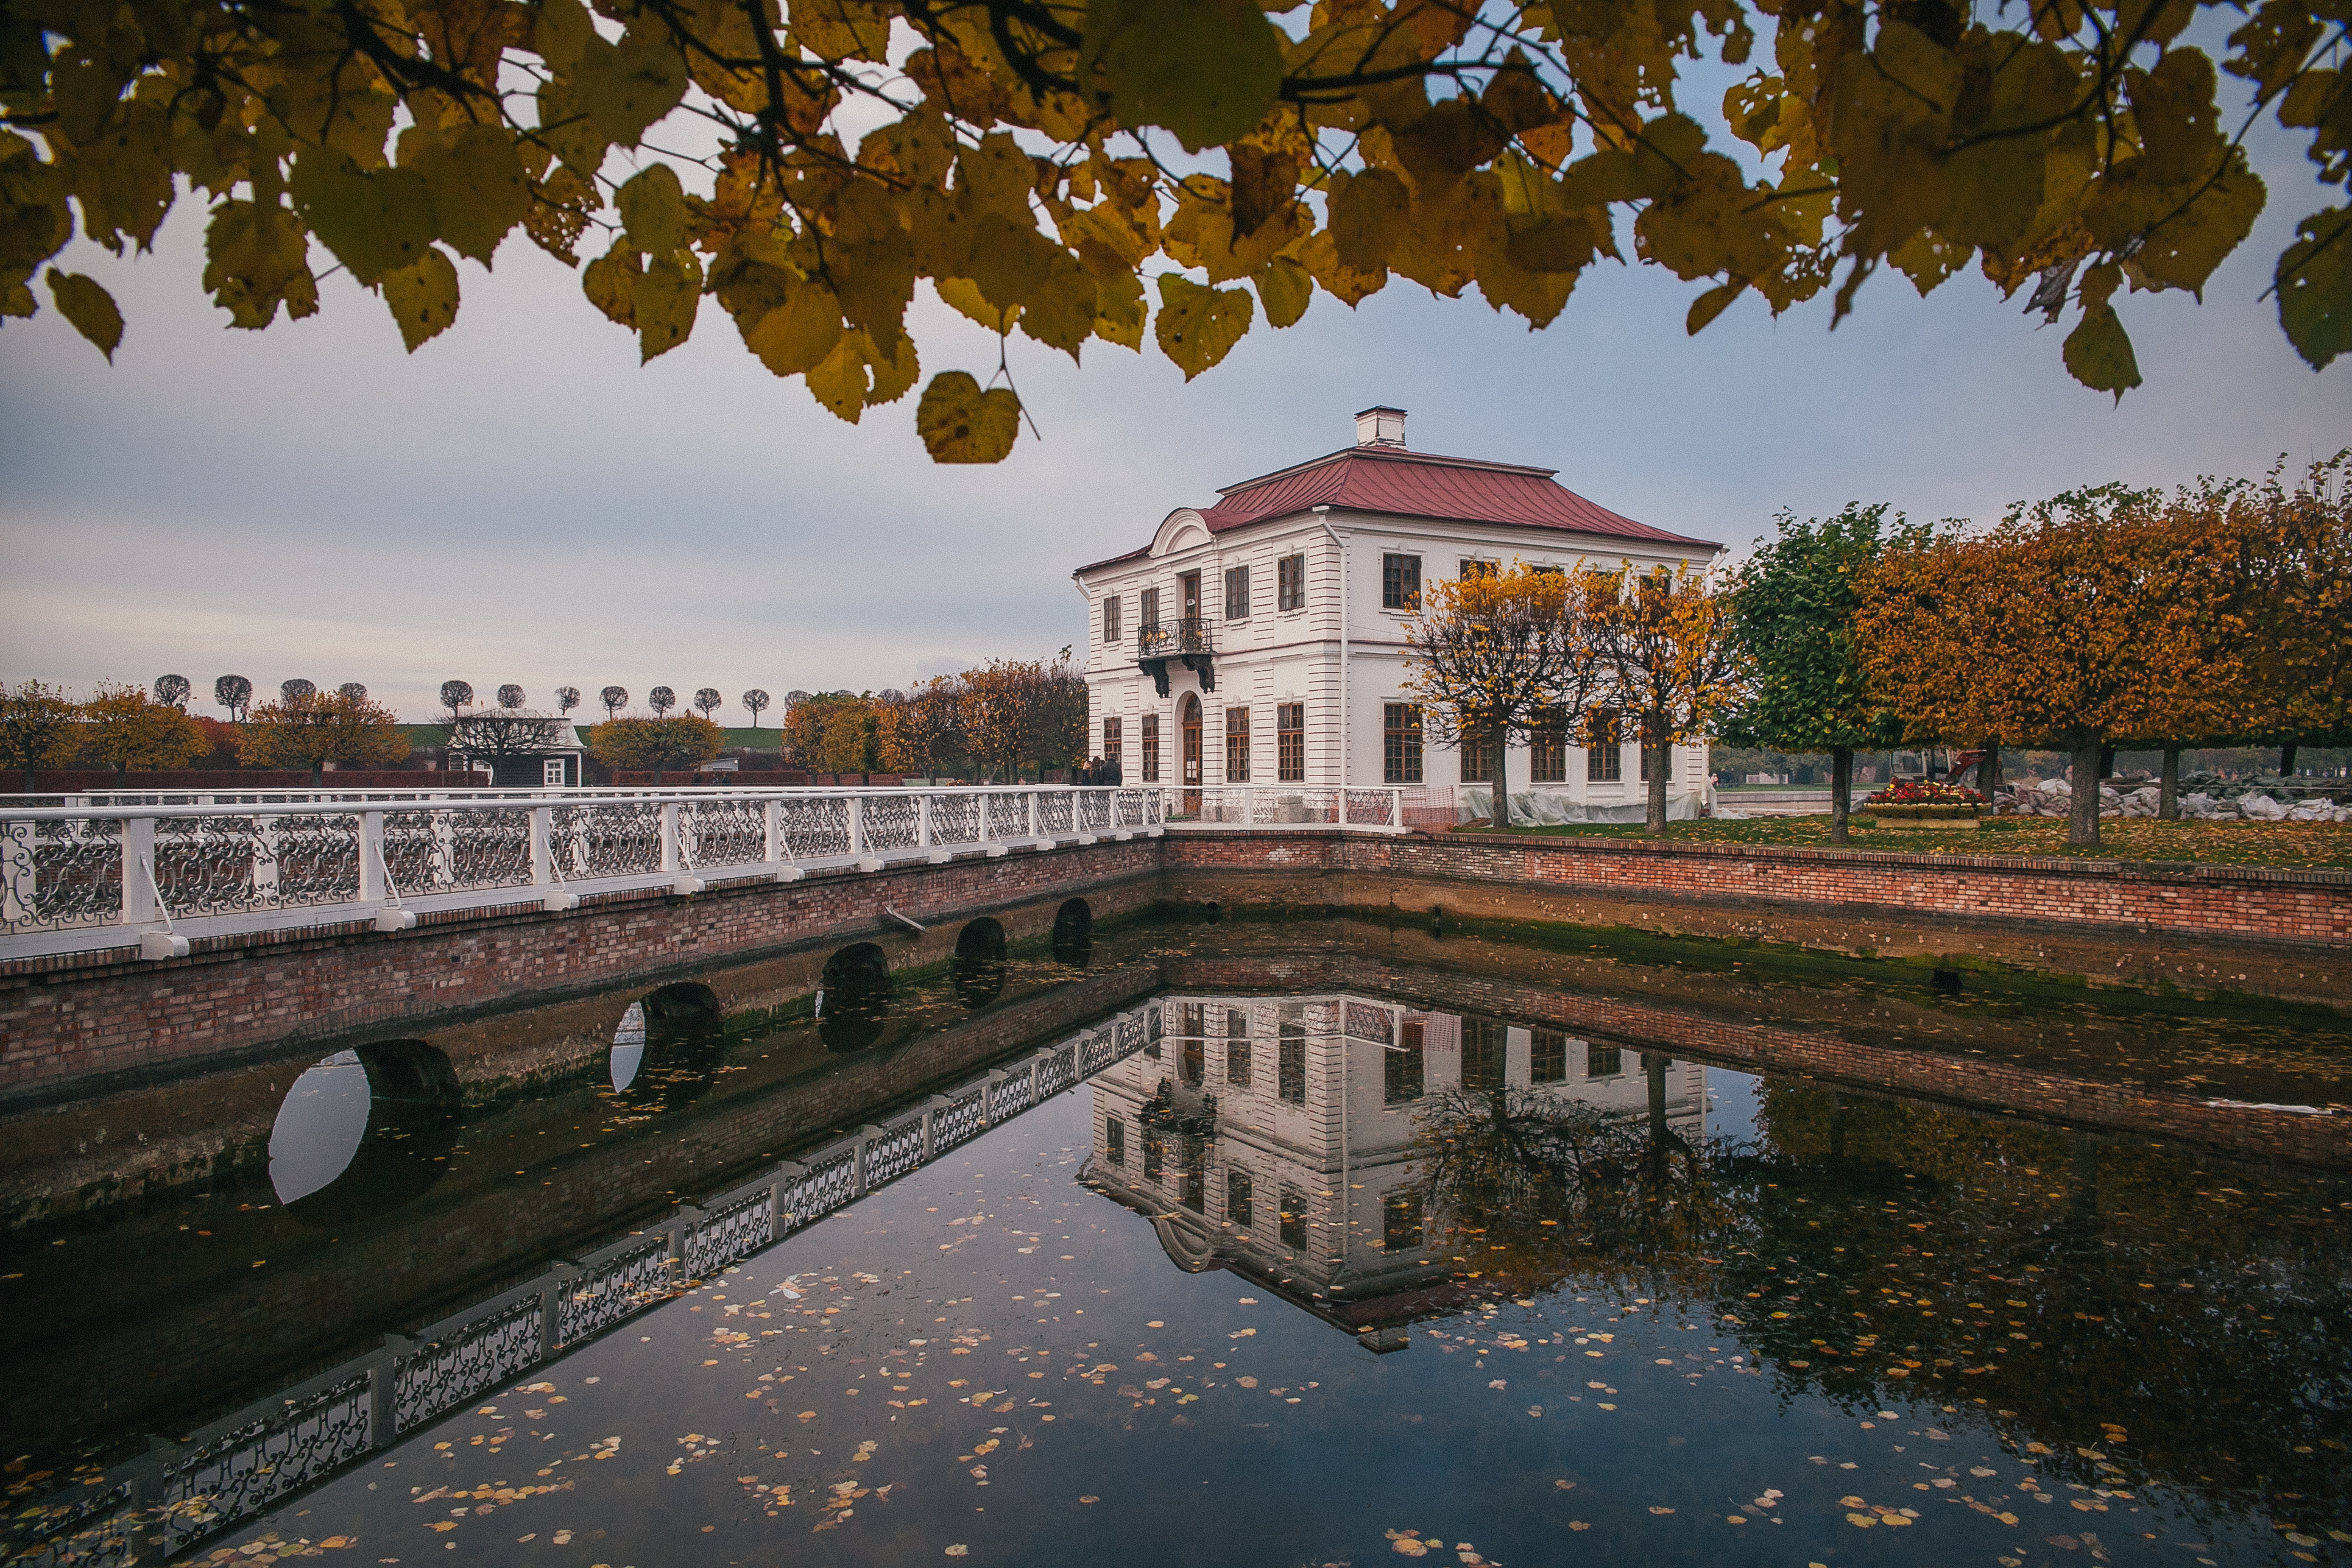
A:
[1164, 828, 2352, 950]
[0, 842, 1159, 1105]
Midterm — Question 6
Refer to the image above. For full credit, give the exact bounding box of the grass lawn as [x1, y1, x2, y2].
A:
[1448, 814, 2352, 871]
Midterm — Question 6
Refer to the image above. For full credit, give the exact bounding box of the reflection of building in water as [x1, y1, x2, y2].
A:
[1083, 992, 1704, 1346]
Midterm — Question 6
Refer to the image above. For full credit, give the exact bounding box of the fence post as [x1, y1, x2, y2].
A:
[853, 1127, 883, 1195]
[358, 811, 386, 904]
[1026, 791, 1038, 838]
[669, 1206, 702, 1282]
[923, 1097, 951, 1160]
[540, 1263, 576, 1351]
[985, 1066, 1010, 1121]
[660, 803, 680, 873]
[369, 1335, 411, 1446]
[770, 1161, 802, 1234]
[849, 796, 866, 858]
[764, 799, 782, 866]
[529, 805, 553, 888]
[121, 815, 155, 927]
[919, 794, 933, 849]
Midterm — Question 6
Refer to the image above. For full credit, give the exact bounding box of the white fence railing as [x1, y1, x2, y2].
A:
[0, 780, 1421, 963]
[1, 1002, 1162, 1568]
[0, 785, 1164, 961]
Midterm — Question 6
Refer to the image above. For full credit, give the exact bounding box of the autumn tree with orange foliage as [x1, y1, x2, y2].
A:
[77, 682, 211, 784]
[1404, 563, 1604, 830]
[2233, 454, 2352, 777]
[1590, 564, 1745, 835]
[1856, 489, 2251, 847]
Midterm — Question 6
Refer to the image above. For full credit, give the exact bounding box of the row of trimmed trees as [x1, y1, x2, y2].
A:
[1403, 564, 1739, 833]
[0, 679, 408, 786]
[1403, 455, 2350, 846]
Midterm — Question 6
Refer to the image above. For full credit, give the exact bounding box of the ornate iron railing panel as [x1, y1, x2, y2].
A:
[437, 807, 534, 891]
[861, 794, 920, 853]
[933, 1086, 989, 1151]
[778, 797, 851, 860]
[680, 799, 764, 871]
[989, 1069, 1035, 1121]
[1344, 1001, 1394, 1044]
[865, 1114, 927, 1187]
[685, 1192, 774, 1279]
[984, 794, 1029, 840]
[392, 1297, 543, 1433]
[159, 1371, 373, 1554]
[1034, 793, 1072, 836]
[0, 1475, 137, 1567]
[1036, 1042, 1079, 1097]
[559, 1236, 673, 1343]
[930, 793, 980, 844]
[780, 1148, 857, 1226]
[551, 800, 663, 879]
[0, 818, 121, 935]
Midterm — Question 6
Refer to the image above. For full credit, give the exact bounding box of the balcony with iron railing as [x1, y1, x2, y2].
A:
[1134, 618, 1217, 694]
[1135, 618, 1213, 657]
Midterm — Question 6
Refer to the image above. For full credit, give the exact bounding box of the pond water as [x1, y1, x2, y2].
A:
[3, 913, 2348, 1567]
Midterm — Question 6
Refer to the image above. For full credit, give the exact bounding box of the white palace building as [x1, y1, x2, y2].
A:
[1073, 408, 1725, 818]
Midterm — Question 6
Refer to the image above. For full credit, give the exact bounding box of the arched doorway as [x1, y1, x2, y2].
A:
[1179, 692, 1202, 815]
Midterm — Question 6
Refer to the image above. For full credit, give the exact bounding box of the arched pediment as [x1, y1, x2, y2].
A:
[1151, 508, 1213, 557]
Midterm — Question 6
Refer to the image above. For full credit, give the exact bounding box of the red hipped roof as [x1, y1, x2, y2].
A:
[1076, 445, 1716, 574]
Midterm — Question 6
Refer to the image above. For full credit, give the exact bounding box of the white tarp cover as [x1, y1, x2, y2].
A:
[1457, 786, 1703, 824]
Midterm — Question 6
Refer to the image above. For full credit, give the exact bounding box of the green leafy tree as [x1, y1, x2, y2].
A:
[1722, 506, 1922, 842]
[6, 0, 2340, 459]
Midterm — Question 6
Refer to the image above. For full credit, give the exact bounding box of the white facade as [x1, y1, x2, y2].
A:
[1073, 409, 1722, 811]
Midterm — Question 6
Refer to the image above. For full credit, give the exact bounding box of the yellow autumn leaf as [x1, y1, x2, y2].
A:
[916, 369, 1020, 462]
[44, 269, 121, 359]
[1153, 273, 1252, 378]
[380, 246, 459, 351]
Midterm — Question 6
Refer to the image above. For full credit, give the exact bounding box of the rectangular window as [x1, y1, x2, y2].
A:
[1382, 553, 1422, 611]
[1277, 553, 1305, 611]
[1142, 715, 1160, 783]
[1225, 565, 1250, 620]
[1277, 1019, 1306, 1105]
[1277, 702, 1304, 782]
[1182, 1034, 1203, 1086]
[1182, 1001, 1205, 1039]
[1383, 1190, 1424, 1251]
[1586, 709, 1623, 782]
[1531, 1028, 1567, 1084]
[1227, 1037, 1251, 1087]
[1143, 1131, 1164, 1181]
[1383, 703, 1424, 784]
[1140, 585, 1160, 632]
[1530, 564, 1564, 577]
[1529, 706, 1567, 783]
[1385, 1017, 1424, 1104]
[1279, 1189, 1306, 1249]
[1104, 1115, 1125, 1166]
[1227, 1169, 1253, 1228]
[1101, 716, 1121, 769]
[1639, 734, 1672, 782]
[1462, 1018, 1506, 1090]
[1460, 557, 1496, 579]
[1103, 595, 1121, 645]
[1225, 706, 1251, 782]
[1586, 1042, 1623, 1079]
[1461, 732, 1496, 785]
[1181, 1167, 1206, 1213]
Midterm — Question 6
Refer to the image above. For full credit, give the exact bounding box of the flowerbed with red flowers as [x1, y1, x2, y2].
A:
[1864, 779, 1986, 806]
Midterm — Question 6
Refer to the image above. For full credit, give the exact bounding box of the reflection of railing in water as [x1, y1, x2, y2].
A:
[7, 1005, 1160, 1567]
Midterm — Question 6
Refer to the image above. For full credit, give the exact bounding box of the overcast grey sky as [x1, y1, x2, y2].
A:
[4, 63, 2346, 724]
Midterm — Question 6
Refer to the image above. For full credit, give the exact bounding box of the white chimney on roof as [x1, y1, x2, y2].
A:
[1354, 405, 1407, 448]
